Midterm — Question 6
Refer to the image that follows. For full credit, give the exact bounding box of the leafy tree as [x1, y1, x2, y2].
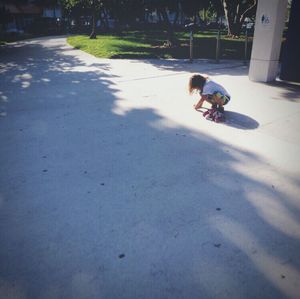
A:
[61, 0, 103, 38]
[61, 0, 145, 37]
[60, 0, 258, 43]
[180, 0, 209, 19]
[222, 0, 257, 37]
[106, 0, 145, 27]
[144, 0, 182, 47]
[210, 0, 225, 23]
[89, 0, 97, 38]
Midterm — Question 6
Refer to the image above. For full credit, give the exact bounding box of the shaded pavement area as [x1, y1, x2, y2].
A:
[0, 36, 300, 299]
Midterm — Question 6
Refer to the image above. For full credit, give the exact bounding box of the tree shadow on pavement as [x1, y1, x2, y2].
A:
[137, 58, 248, 77]
[267, 80, 300, 103]
[0, 37, 299, 299]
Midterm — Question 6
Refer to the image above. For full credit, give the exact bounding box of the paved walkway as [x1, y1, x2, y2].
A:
[0, 36, 300, 299]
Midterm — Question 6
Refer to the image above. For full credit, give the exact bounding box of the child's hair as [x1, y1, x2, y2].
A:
[188, 74, 207, 94]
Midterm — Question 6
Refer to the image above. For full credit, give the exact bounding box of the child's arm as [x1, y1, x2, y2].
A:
[194, 95, 208, 110]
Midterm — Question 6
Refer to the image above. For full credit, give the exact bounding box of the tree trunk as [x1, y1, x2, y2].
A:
[99, 8, 108, 31]
[159, 7, 177, 47]
[173, 9, 179, 26]
[103, 8, 109, 30]
[223, 0, 233, 35]
[223, 0, 257, 37]
[89, 0, 96, 39]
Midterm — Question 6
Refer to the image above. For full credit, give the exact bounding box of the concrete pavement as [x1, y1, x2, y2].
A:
[0, 36, 300, 299]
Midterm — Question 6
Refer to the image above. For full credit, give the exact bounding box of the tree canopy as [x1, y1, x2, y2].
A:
[61, 0, 257, 40]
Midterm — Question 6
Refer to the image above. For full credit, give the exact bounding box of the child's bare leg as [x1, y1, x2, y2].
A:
[211, 94, 224, 107]
[206, 96, 217, 108]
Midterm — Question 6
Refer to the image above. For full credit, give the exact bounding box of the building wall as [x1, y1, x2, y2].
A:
[43, 7, 62, 19]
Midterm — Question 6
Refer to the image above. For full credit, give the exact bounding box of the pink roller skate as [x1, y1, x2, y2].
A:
[203, 107, 225, 122]
[203, 108, 217, 121]
[212, 110, 226, 123]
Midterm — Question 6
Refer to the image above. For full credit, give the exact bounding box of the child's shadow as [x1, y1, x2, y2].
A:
[199, 109, 259, 130]
[224, 111, 259, 129]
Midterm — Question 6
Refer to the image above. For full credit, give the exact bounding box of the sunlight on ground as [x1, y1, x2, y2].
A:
[13, 73, 32, 81]
[21, 81, 30, 88]
[248, 191, 300, 239]
[213, 216, 300, 299]
[109, 68, 300, 247]
[0, 62, 18, 74]
[1, 36, 299, 299]
[11, 73, 32, 89]
[0, 94, 8, 102]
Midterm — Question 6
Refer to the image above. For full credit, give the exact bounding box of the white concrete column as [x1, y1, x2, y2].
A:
[249, 0, 288, 82]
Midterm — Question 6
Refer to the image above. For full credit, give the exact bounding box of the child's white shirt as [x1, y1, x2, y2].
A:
[202, 80, 230, 97]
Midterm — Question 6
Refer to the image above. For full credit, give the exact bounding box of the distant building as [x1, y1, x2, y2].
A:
[43, 6, 61, 19]
[0, 0, 62, 33]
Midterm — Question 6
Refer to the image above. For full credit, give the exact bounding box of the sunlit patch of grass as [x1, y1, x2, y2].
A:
[67, 30, 253, 60]
[67, 35, 156, 59]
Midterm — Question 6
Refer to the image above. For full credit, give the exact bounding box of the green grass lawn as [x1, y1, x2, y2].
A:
[67, 34, 157, 58]
[68, 30, 252, 60]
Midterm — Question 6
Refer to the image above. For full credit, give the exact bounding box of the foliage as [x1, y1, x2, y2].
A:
[61, 0, 258, 40]
[180, 0, 210, 18]
[222, 0, 257, 37]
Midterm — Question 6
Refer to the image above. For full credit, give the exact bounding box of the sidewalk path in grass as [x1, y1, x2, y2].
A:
[1, 36, 300, 299]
